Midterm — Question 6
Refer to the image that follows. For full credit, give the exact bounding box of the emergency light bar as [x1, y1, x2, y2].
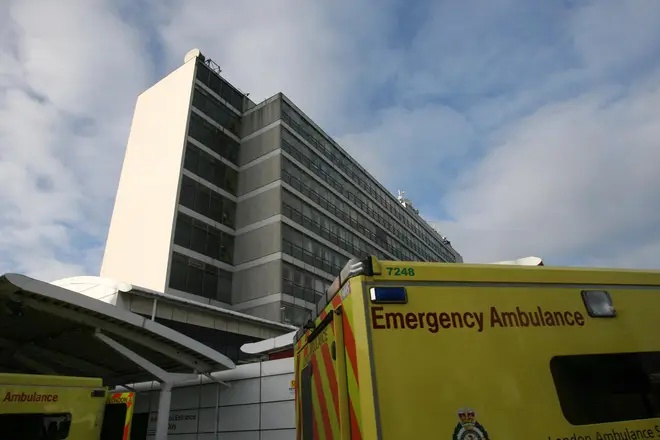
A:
[370, 287, 408, 304]
[581, 290, 616, 318]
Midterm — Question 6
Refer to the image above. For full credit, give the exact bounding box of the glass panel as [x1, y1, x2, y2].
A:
[551, 352, 660, 425]
[0, 413, 72, 440]
[190, 225, 207, 255]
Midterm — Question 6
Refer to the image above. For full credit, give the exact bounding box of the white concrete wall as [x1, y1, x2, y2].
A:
[129, 358, 295, 440]
[101, 58, 197, 292]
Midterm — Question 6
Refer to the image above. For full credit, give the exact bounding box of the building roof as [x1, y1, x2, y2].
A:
[52, 275, 297, 333]
[0, 273, 236, 386]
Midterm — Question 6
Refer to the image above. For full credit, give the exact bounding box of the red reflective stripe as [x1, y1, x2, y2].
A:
[342, 312, 359, 384]
[350, 399, 362, 440]
[321, 344, 339, 417]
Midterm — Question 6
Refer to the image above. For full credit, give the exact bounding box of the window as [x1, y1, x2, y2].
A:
[282, 263, 331, 304]
[101, 403, 127, 440]
[168, 252, 233, 302]
[195, 63, 245, 112]
[174, 213, 234, 264]
[281, 303, 311, 327]
[551, 352, 660, 425]
[188, 112, 239, 164]
[178, 175, 236, 229]
[0, 413, 71, 439]
[282, 225, 348, 276]
[183, 143, 239, 196]
[301, 363, 314, 440]
[192, 88, 241, 136]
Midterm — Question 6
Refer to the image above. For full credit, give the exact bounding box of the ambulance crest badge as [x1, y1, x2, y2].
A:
[452, 408, 490, 440]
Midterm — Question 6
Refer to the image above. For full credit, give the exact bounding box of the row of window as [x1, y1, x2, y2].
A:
[282, 262, 331, 305]
[281, 303, 311, 327]
[174, 212, 234, 264]
[281, 129, 454, 263]
[192, 87, 241, 137]
[183, 142, 238, 195]
[179, 175, 236, 229]
[195, 62, 245, 112]
[168, 251, 232, 303]
[282, 155, 428, 262]
[281, 100, 456, 259]
[282, 189, 395, 263]
[282, 224, 349, 277]
[188, 111, 239, 165]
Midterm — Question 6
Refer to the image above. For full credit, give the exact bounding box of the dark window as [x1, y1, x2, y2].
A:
[188, 112, 239, 164]
[187, 265, 204, 296]
[202, 270, 219, 300]
[173, 215, 192, 248]
[0, 413, 71, 440]
[192, 88, 241, 136]
[179, 178, 196, 207]
[301, 363, 314, 440]
[169, 253, 188, 291]
[282, 225, 348, 276]
[217, 270, 232, 303]
[101, 403, 127, 440]
[195, 63, 244, 112]
[183, 143, 238, 196]
[551, 352, 660, 425]
[179, 176, 236, 229]
[168, 252, 233, 302]
[174, 213, 234, 264]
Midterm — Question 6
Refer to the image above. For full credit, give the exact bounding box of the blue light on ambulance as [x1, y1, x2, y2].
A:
[369, 287, 408, 304]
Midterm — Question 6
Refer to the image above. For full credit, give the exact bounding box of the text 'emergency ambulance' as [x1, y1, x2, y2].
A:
[370, 306, 586, 333]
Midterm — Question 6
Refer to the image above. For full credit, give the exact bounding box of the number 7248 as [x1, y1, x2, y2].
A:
[386, 267, 415, 276]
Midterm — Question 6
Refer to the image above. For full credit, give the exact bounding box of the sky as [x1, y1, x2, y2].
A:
[2, 0, 660, 282]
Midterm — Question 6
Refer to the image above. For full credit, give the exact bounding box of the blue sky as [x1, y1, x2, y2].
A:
[2, 0, 660, 281]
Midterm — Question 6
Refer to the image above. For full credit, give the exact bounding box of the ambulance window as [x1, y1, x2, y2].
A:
[0, 412, 72, 439]
[301, 363, 314, 440]
[100, 403, 128, 440]
[551, 352, 660, 425]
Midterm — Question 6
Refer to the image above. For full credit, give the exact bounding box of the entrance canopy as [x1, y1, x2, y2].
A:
[0, 273, 235, 386]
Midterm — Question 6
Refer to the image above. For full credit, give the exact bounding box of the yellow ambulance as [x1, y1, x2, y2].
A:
[0, 373, 135, 439]
[293, 256, 660, 440]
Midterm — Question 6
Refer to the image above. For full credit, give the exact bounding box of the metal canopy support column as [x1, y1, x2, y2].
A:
[94, 330, 198, 440]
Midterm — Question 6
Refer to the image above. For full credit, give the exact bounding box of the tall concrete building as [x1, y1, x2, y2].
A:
[101, 49, 462, 327]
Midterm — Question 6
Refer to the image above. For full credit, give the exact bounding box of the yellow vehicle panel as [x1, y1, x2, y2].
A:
[295, 257, 660, 440]
[0, 373, 107, 439]
[363, 260, 660, 440]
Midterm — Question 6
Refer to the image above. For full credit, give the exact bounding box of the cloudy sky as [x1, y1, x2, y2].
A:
[2, 0, 660, 281]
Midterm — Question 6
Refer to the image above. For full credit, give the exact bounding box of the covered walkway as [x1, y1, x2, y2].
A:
[0, 273, 236, 439]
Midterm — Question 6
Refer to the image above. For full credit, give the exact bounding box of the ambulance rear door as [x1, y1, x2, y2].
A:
[101, 392, 136, 440]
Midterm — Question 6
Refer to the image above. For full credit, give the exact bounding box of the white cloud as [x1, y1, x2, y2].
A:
[0, 0, 149, 279]
[436, 71, 660, 267]
[1, 0, 660, 282]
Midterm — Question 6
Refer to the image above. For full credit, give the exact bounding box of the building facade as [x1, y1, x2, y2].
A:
[101, 49, 462, 327]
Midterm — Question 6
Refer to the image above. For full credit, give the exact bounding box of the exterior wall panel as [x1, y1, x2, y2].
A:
[133, 358, 295, 440]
